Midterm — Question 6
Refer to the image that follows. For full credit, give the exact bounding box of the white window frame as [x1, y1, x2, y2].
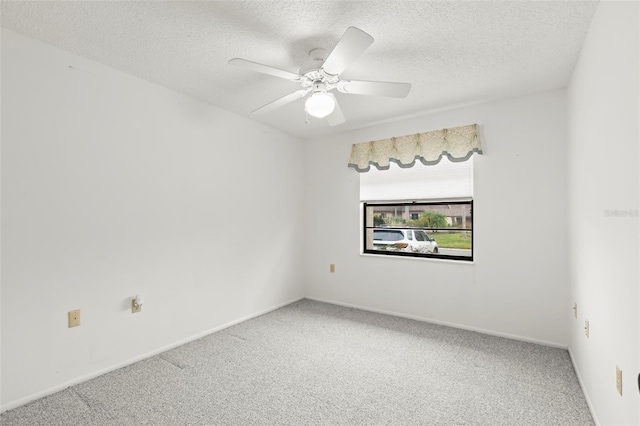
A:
[359, 156, 474, 262]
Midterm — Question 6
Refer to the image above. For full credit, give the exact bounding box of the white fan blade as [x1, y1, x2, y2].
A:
[229, 58, 301, 81]
[252, 89, 310, 115]
[321, 27, 374, 76]
[327, 93, 345, 126]
[338, 80, 411, 98]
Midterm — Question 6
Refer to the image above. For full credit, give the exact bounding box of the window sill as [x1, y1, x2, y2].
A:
[360, 252, 475, 265]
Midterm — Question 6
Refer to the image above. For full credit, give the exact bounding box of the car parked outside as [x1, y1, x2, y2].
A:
[372, 228, 439, 254]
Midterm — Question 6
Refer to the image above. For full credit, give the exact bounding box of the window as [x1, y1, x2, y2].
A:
[374, 230, 404, 242]
[364, 201, 473, 261]
[360, 156, 474, 261]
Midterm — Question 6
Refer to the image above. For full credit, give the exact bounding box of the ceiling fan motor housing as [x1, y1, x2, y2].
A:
[299, 65, 338, 86]
[311, 81, 329, 94]
[299, 48, 340, 89]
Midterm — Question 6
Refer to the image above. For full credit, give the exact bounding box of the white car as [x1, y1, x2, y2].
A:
[372, 228, 439, 254]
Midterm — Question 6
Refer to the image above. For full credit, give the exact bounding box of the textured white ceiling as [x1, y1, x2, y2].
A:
[1, 0, 599, 139]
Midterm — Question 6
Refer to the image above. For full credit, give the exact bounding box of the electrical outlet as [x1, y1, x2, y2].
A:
[573, 303, 577, 319]
[584, 320, 589, 338]
[616, 366, 622, 396]
[330, 264, 335, 273]
[68, 309, 81, 328]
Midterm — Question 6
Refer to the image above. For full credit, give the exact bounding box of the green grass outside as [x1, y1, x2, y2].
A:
[431, 232, 472, 250]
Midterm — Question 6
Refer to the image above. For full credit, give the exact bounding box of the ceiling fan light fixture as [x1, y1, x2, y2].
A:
[305, 91, 335, 118]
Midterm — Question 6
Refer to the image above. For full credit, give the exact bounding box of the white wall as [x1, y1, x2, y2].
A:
[567, 1, 640, 425]
[304, 89, 569, 347]
[1, 29, 305, 410]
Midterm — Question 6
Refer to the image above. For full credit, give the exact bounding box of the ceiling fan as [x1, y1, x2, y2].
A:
[229, 27, 412, 126]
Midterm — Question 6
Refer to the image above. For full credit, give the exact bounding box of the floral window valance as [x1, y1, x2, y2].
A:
[348, 124, 482, 172]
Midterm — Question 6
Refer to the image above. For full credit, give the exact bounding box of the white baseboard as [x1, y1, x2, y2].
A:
[1, 296, 304, 413]
[305, 296, 568, 349]
[568, 347, 600, 426]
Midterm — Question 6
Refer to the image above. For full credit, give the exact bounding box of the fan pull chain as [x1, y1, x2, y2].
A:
[305, 110, 310, 124]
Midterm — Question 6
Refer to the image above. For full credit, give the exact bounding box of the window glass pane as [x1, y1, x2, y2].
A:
[373, 230, 404, 241]
[364, 201, 473, 261]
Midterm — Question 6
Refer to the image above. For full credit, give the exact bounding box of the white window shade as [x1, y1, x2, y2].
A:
[360, 155, 474, 202]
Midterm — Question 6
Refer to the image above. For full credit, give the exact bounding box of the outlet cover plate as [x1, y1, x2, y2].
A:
[68, 309, 81, 327]
[616, 366, 623, 395]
